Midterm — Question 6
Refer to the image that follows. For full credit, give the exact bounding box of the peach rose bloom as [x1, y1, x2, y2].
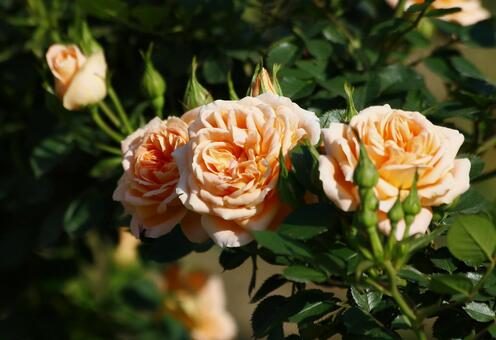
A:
[319, 105, 470, 239]
[386, 0, 490, 26]
[163, 267, 237, 340]
[173, 93, 320, 247]
[113, 116, 206, 242]
[46, 44, 107, 110]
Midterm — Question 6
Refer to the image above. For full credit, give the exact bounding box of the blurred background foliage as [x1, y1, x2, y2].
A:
[1, 0, 496, 339]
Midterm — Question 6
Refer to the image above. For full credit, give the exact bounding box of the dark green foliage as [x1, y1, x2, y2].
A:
[2, 0, 496, 339]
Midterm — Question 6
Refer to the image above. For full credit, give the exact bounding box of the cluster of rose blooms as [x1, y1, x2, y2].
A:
[110, 90, 470, 247]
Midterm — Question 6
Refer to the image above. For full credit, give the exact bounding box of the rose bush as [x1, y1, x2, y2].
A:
[319, 105, 470, 238]
[173, 94, 320, 247]
[5, 1, 496, 340]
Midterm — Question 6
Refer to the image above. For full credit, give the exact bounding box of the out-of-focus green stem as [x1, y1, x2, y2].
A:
[394, 0, 408, 17]
[108, 87, 133, 134]
[95, 143, 121, 155]
[98, 101, 121, 128]
[91, 108, 123, 143]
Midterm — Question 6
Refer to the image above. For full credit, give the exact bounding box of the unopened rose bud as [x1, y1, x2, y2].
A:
[183, 57, 213, 111]
[141, 46, 166, 115]
[353, 144, 379, 188]
[388, 197, 404, 225]
[344, 81, 358, 122]
[46, 44, 107, 111]
[403, 173, 421, 216]
[247, 64, 282, 96]
[360, 188, 378, 211]
[357, 208, 378, 228]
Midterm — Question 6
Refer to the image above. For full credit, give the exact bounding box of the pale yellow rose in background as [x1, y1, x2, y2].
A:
[113, 227, 141, 267]
[163, 267, 237, 340]
[173, 93, 320, 247]
[46, 44, 107, 110]
[113, 116, 206, 242]
[386, 0, 490, 26]
[319, 105, 470, 239]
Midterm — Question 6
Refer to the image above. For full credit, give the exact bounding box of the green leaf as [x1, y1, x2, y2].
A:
[306, 39, 332, 60]
[202, 57, 229, 84]
[267, 40, 299, 67]
[288, 300, 334, 323]
[431, 248, 458, 273]
[429, 274, 473, 296]
[448, 189, 492, 216]
[463, 301, 495, 323]
[251, 295, 286, 338]
[131, 5, 168, 30]
[289, 143, 323, 195]
[219, 247, 251, 270]
[89, 157, 121, 178]
[251, 274, 287, 303]
[341, 307, 399, 339]
[433, 309, 473, 339]
[319, 109, 346, 128]
[407, 225, 448, 254]
[277, 151, 305, 208]
[278, 204, 331, 240]
[279, 76, 315, 99]
[78, 0, 129, 20]
[426, 7, 461, 17]
[398, 266, 430, 287]
[283, 265, 327, 283]
[447, 214, 496, 265]
[253, 231, 312, 259]
[121, 278, 161, 310]
[139, 225, 194, 262]
[63, 190, 103, 236]
[30, 132, 73, 177]
[351, 286, 382, 313]
[277, 204, 333, 240]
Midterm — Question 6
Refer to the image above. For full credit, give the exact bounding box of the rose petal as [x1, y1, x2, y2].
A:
[201, 215, 253, 247]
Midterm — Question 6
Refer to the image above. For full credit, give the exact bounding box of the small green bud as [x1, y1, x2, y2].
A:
[388, 196, 404, 224]
[359, 188, 378, 211]
[140, 45, 166, 115]
[353, 144, 379, 188]
[344, 81, 358, 122]
[183, 57, 214, 111]
[357, 208, 378, 229]
[402, 172, 421, 216]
